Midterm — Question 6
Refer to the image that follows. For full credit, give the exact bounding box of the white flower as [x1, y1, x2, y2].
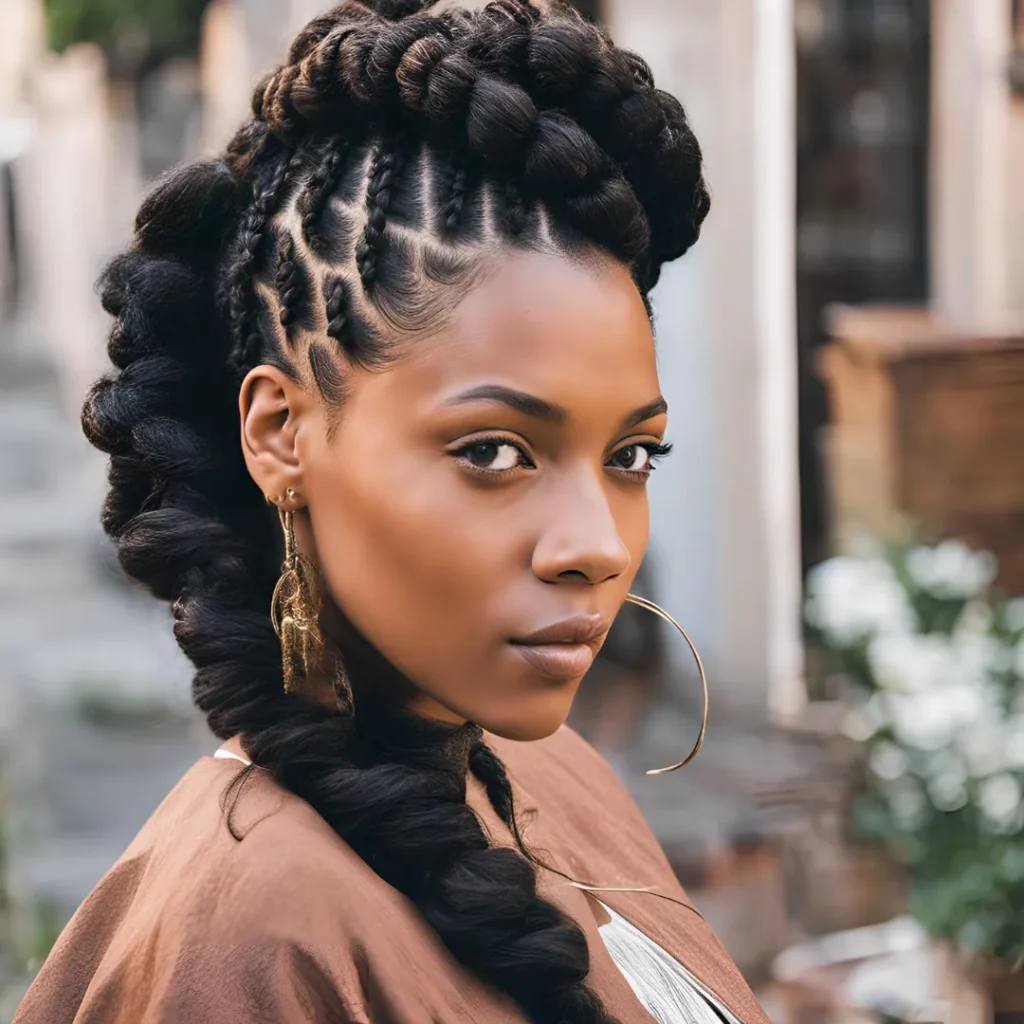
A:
[870, 741, 910, 781]
[842, 706, 879, 742]
[977, 773, 1023, 833]
[927, 767, 969, 811]
[991, 643, 1017, 675]
[806, 556, 916, 646]
[868, 633, 950, 694]
[1015, 639, 1024, 681]
[885, 685, 987, 752]
[1006, 597, 1024, 635]
[1003, 717, 1024, 770]
[950, 632, 1002, 688]
[924, 749, 968, 786]
[847, 529, 885, 560]
[887, 779, 927, 830]
[904, 540, 997, 600]
[956, 717, 1008, 779]
[955, 601, 994, 637]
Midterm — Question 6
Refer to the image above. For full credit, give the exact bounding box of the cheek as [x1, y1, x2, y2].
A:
[304, 435, 516, 679]
[606, 485, 650, 586]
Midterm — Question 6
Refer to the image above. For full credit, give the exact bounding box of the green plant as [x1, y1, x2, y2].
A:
[21, 899, 62, 978]
[0, 777, 62, 987]
[807, 536, 1024, 968]
[44, 0, 209, 68]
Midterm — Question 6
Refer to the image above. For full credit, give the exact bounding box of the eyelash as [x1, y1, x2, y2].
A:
[449, 436, 673, 481]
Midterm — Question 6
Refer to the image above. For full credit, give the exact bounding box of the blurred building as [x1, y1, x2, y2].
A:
[0, 0, 1022, 1009]
[806, 2, 1024, 606]
[7, 0, 1019, 726]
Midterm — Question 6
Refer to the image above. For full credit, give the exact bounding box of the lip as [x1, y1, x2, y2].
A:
[512, 614, 610, 647]
[509, 614, 610, 681]
[511, 643, 596, 680]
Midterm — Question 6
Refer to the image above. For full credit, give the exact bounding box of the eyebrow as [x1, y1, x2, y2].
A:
[622, 397, 668, 430]
[444, 385, 567, 423]
[445, 386, 669, 431]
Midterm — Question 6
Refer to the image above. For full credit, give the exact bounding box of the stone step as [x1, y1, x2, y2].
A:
[5, 708, 214, 922]
[0, 343, 62, 400]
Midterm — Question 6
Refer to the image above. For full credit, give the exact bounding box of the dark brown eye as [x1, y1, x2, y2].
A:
[467, 443, 499, 467]
[609, 446, 650, 472]
[458, 441, 524, 472]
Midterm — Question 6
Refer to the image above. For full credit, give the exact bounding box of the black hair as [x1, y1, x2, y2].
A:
[81, 2, 709, 1021]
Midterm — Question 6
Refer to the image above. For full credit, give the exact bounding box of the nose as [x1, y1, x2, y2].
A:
[532, 472, 632, 586]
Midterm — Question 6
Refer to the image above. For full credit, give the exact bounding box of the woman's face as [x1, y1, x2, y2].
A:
[243, 251, 666, 741]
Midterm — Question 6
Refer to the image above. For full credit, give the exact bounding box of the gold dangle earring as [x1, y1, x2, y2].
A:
[268, 489, 324, 694]
[623, 594, 709, 774]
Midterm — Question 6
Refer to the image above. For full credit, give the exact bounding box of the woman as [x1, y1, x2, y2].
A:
[15, 2, 769, 1021]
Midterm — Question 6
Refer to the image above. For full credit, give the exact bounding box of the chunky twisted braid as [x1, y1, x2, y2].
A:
[83, 2, 709, 1021]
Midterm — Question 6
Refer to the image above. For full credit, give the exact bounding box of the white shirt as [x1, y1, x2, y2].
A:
[213, 748, 742, 1023]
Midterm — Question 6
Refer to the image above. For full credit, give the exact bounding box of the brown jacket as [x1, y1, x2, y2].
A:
[14, 726, 769, 1023]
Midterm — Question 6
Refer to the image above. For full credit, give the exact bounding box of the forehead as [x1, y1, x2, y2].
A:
[374, 251, 659, 416]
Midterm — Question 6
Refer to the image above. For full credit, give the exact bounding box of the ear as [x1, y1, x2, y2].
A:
[239, 365, 311, 503]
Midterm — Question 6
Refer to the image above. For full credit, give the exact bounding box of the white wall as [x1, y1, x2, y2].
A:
[1011, 100, 1024, 323]
[0, 0, 44, 111]
[237, 0, 336, 84]
[931, 0, 1018, 331]
[0, 0, 45, 319]
[204, 0, 338, 152]
[605, 0, 804, 722]
[17, 46, 143, 405]
[201, 0, 252, 152]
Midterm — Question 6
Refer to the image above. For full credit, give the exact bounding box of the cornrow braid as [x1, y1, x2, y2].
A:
[356, 142, 403, 293]
[84, 4, 711, 1024]
[226, 147, 306, 370]
[276, 235, 306, 336]
[501, 178, 529, 237]
[324, 272, 352, 350]
[300, 145, 346, 255]
[440, 163, 469, 236]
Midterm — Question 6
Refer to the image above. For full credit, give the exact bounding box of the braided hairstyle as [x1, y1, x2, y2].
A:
[81, 2, 709, 1020]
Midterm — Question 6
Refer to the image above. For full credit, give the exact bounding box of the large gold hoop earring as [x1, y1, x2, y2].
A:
[269, 489, 324, 694]
[623, 594, 708, 775]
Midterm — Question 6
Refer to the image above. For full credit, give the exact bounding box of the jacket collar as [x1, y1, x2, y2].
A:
[477, 734, 771, 1024]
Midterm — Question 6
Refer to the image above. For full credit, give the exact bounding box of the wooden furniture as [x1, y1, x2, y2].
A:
[818, 305, 1024, 591]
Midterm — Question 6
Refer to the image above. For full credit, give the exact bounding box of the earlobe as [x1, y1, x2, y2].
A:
[239, 366, 304, 500]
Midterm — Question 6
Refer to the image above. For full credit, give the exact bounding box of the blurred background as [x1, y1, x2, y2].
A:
[0, 0, 1022, 1020]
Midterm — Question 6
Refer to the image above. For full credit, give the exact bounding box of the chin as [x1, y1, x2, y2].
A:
[475, 688, 578, 743]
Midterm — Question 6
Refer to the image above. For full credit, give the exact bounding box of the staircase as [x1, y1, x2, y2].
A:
[0, 323, 212, 1019]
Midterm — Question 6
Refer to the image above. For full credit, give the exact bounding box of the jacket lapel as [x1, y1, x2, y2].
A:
[488, 737, 771, 1024]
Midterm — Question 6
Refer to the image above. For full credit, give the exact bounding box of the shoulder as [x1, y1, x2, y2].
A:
[17, 760, 383, 1024]
[198, 762, 408, 934]
[121, 759, 408, 948]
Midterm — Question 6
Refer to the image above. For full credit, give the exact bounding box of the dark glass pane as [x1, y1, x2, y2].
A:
[570, 0, 602, 22]
[795, 0, 931, 569]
